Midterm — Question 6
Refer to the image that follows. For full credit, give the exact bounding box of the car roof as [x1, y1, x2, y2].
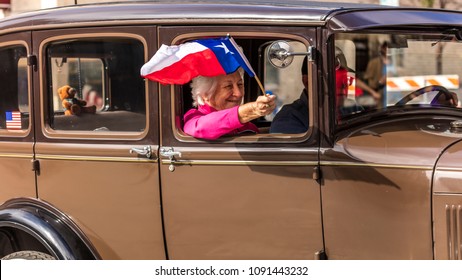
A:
[0, 0, 385, 33]
[1, 0, 461, 35]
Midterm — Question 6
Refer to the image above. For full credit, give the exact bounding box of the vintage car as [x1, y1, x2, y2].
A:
[0, 0, 462, 260]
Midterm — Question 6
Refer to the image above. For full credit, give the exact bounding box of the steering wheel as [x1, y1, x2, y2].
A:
[395, 85, 457, 107]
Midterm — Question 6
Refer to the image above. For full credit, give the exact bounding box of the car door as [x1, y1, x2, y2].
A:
[32, 26, 165, 260]
[158, 26, 324, 259]
[0, 32, 35, 203]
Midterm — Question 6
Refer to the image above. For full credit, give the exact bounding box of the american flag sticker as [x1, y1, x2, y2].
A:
[6, 111, 22, 130]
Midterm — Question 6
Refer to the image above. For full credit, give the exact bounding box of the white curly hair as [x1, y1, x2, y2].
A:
[190, 68, 244, 107]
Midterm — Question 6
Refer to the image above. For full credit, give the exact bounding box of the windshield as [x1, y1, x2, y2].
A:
[334, 32, 462, 121]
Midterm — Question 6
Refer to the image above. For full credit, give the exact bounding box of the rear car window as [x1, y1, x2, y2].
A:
[0, 44, 28, 133]
[45, 37, 146, 132]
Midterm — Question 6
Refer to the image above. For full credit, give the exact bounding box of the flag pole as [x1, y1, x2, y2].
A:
[254, 75, 267, 96]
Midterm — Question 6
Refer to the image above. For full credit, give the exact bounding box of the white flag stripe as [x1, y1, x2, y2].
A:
[141, 43, 208, 76]
[6, 111, 22, 130]
[7, 124, 21, 129]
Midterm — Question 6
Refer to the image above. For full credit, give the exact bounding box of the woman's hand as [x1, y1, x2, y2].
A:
[238, 94, 276, 123]
[254, 94, 277, 115]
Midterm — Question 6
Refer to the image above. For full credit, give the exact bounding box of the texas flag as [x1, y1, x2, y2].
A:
[141, 36, 255, 85]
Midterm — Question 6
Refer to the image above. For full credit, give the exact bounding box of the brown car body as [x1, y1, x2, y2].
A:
[0, 0, 462, 260]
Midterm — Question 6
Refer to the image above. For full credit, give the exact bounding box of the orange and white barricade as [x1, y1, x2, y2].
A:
[348, 74, 459, 96]
[386, 74, 459, 92]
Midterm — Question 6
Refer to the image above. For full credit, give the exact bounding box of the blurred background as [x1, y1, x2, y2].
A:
[0, 0, 461, 19]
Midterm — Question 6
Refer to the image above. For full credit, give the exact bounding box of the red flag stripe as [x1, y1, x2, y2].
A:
[143, 49, 226, 85]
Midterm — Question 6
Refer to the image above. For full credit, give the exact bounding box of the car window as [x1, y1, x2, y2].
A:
[45, 37, 146, 133]
[176, 36, 310, 139]
[334, 32, 462, 123]
[0, 44, 28, 133]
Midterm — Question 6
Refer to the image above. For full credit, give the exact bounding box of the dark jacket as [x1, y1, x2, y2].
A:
[270, 91, 308, 133]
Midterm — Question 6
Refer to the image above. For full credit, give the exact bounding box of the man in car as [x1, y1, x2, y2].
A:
[269, 57, 309, 133]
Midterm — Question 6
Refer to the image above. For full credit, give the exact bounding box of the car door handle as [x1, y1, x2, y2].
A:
[130, 146, 152, 159]
[160, 147, 182, 171]
[159, 147, 182, 160]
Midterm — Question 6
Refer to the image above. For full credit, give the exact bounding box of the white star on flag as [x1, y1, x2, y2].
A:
[215, 42, 233, 54]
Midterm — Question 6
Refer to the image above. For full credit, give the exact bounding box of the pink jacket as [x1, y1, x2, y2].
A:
[183, 104, 259, 140]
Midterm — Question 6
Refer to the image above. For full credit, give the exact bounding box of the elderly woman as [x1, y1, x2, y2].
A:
[183, 68, 276, 139]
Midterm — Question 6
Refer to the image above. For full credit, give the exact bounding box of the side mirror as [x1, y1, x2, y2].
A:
[267, 40, 294, 68]
[266, 40, 312, 68]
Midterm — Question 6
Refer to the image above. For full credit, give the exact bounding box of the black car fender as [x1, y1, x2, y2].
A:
[0, 198, 100, 260]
